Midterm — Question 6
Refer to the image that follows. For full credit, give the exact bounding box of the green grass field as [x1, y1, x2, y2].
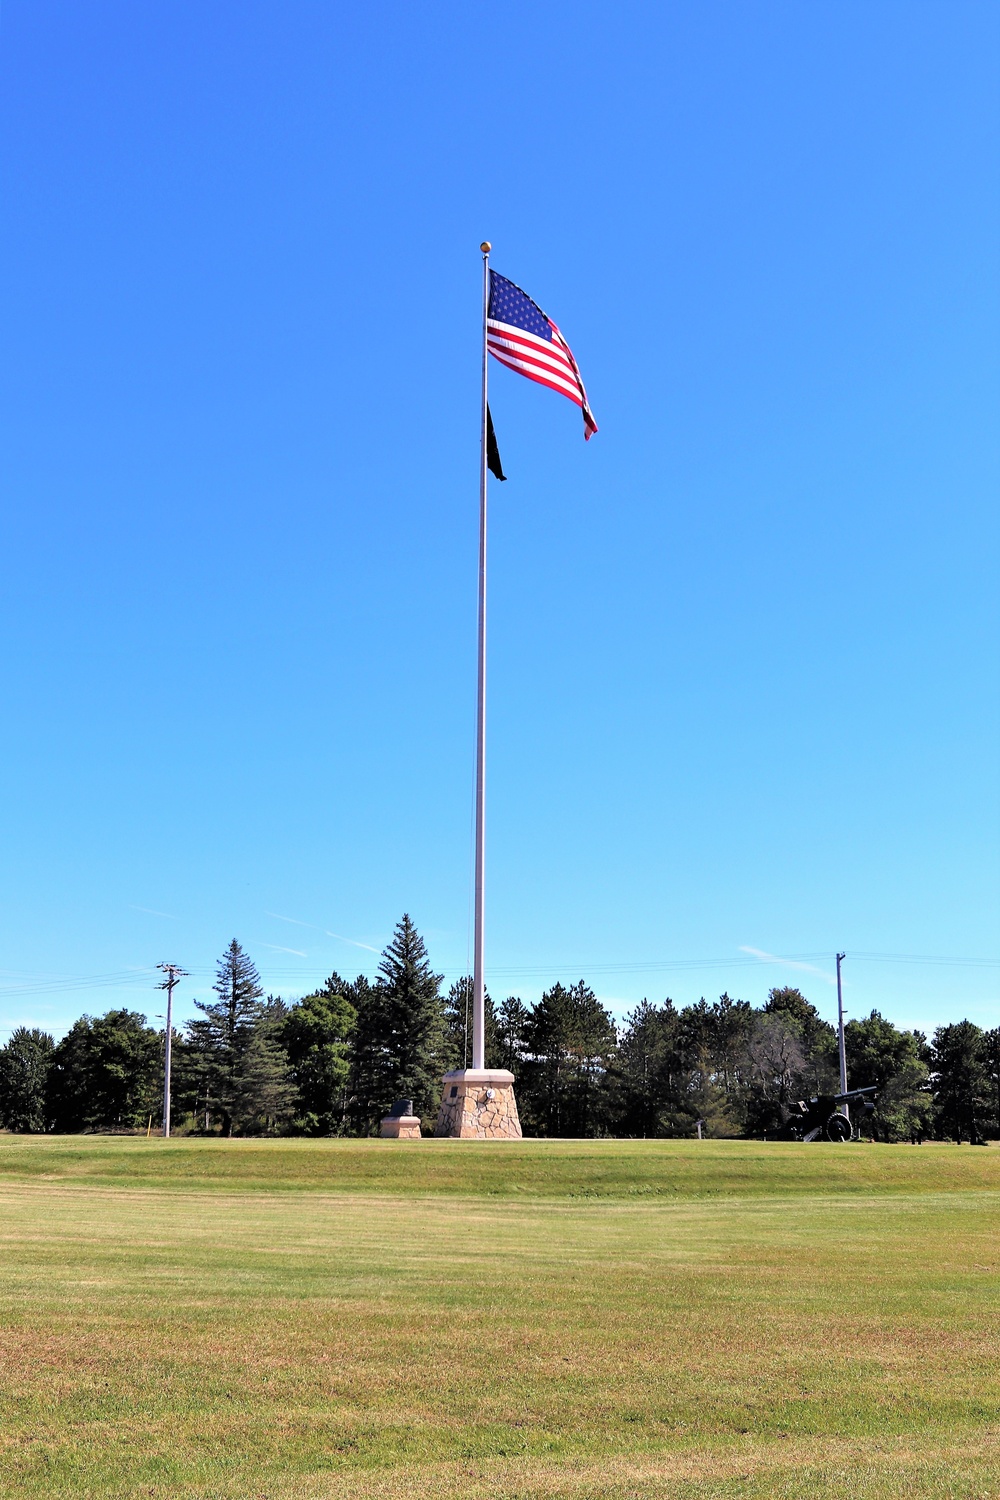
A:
[0, 1137, 997, 1499]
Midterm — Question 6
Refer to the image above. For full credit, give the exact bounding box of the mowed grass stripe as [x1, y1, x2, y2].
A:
[0, 1141, 997, 1498]
[1, 1134, 999, 1198]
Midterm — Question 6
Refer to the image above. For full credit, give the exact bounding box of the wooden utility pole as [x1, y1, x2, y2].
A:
[156, 963, 187, 1138]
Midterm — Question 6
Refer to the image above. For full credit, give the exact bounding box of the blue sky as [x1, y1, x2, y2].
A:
[2, 0, 997, 1043]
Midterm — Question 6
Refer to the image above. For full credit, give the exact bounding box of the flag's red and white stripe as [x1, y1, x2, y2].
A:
[487, 318, 598, 439]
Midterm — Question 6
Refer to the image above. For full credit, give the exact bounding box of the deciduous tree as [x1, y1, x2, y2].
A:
[282, 980, 357, 1134]
[0, 1027, 54, 1133]
[764, 987, 837, 1093]
[46, 1011, 161, 1132]
[745, 1012, 808, 1128]
[844, 1011, 931, 1141]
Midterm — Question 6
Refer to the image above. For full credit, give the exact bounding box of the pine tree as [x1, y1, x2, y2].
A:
[345, 974, 396, 1134]
[233, 1001, 298, 1135]
[985, 1028, 1000, 1136]
[376, 914, 447, 1126]
[710, 993, 755, 1099]
[615, 1000, 673, 1137]
[187, 940, 265, 1135]
[520, 981, 616, 1136]
[685, 1047, 738, 1137]
[496, 995, 528, 1073]
[932, 1021, 990, 1141]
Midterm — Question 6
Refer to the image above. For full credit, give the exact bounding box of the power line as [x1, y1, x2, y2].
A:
[0, 950, 996, 1005]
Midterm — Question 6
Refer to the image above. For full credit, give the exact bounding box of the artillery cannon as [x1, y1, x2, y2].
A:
[781, 1085, 878, 1142]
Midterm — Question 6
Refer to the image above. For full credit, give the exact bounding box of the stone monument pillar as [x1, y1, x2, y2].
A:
[434, 1069, 522, 1139]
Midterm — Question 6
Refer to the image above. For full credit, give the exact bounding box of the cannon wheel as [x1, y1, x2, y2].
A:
[825, 1112, 852, 1143]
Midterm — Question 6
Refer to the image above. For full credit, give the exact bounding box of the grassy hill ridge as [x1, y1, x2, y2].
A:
[0, 1133, 997, 1198]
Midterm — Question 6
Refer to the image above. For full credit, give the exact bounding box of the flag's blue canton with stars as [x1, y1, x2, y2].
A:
[489, 275, 553, 341]
[487, 271, 597, 439]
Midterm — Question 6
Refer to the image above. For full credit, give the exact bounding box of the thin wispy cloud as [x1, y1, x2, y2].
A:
[260, 943, 308, 958]
[740, 947, 836, 985]
[265, 910, 379, 954]
[130, 905, 177, 920]
[324, 931, 379, 954]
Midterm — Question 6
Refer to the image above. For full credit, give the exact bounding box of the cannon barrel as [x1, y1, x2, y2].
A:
[832, 1085, 878, 1107]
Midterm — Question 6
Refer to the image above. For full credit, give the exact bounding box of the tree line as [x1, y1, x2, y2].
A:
[1, 915, 997, 1141]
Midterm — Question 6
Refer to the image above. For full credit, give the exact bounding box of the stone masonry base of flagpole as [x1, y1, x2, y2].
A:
[434, 1069, 522, 1139]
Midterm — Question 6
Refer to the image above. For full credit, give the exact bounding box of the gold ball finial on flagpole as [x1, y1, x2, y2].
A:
[480, 241, 491, 253]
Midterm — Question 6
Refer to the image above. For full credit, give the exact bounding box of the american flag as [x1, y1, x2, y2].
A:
[487, 271, 598, 440]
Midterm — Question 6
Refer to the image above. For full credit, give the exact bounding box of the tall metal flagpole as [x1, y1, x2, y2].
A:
[836, 952, 848, 1116]
[472, 242, 491, 1071]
